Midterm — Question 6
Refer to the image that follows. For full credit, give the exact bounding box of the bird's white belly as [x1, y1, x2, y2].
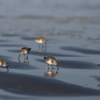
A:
[36, 40, 43, 43]
[46, 60, 52, 65]
[0, 62, 2, 66]
[25, 51, 27, 54]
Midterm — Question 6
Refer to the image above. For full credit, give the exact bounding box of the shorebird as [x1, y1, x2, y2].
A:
[44, 57, 58, 69]
[18, 47, 31, 59]
[0, 58, 9, 71]
[34, 37, 46, 47]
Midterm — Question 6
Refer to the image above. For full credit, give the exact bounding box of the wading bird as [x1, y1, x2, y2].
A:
[34, 37, 47, 47]
[44, 57, 58, 69]
[18, 47, 31, 59]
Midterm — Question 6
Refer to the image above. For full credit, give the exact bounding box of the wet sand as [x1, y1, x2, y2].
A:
[0, 72, 100, 96]
[60, 46, 100, 55]
[0, 0, 100, 100]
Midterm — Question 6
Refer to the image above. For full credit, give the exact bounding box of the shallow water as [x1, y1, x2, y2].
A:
[0, 0, 100, 100]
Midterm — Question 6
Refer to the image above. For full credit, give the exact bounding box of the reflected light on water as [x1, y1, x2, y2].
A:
[37, 46, 47, 52]
[44, 68, 59, 77]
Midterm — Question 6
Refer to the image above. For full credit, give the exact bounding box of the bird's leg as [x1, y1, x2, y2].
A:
[48, 64, 49, 69]
[26, 53, 29, 59]
[26, 54, 29, 64]
[51, 65, 54, 69]
[42, 44, 44, 48]
[45, 42, 47, 48]
[27, 58, 29, 64]
[6, 66, 9, 71]
[24, 58, 26, 63]
[18, 58, 21, 63]
[57, 66, 59, 72]
[51, 68, 53, 71]
[44, 43, 47, 52]
[18, 55, 20, 60]
[24, 54, 26, 59]
[57, 65, 59, 71]
[47, 67, 49, 71]
[38, 44, 40, 49]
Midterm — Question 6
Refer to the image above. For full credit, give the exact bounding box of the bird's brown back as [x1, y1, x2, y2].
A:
[0, 58, 3, 63]
[45, 57, 58, 65]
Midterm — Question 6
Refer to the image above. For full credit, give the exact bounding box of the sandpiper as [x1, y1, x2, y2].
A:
[0, 58, 9, 71]
[34, 37, 46, 47]
[18, 47, 31, 59]
[44, 57, 58, 69]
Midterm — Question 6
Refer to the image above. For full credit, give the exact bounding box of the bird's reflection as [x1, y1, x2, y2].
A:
[97, 64, 100, 66]
[0, 70, 8, 73]
[44, 68, 59, 77]
[98, 84, 100, 87]
[18, 58, 29, 64]
[37, 45, 47, 52]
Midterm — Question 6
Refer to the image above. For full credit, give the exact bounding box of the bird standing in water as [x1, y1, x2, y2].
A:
[18, 47, 31, 59]
[34, 37, 47, 48]
[44, 57, 58, 69]
[0, 58, 9, 71]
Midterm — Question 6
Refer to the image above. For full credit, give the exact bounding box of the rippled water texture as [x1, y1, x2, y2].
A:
[0, 0, 100, 100]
